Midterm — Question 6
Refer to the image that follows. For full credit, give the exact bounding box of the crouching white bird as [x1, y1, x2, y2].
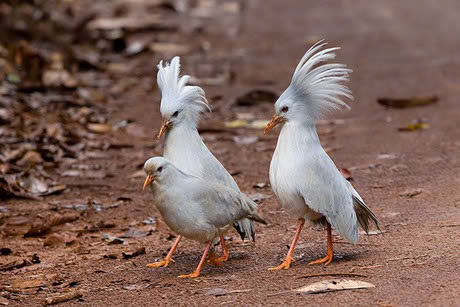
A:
[142, 157, 266, 278]
[264, 41, 380, 270]
[148, 57, 256, 269]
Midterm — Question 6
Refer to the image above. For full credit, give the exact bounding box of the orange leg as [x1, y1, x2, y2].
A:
[269, 218, 305, 271]
[178, 241, 212, 278]
[147, 235, 182, 268]
[308, 222, 333, 265]
[209, 234, 229, 266]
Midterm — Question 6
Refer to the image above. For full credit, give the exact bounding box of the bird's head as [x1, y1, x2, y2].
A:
[156, 57, 210, 139]
[264, 40, 352, 135]
[142, 157, 173, 190]
[264, 91, 301, 135]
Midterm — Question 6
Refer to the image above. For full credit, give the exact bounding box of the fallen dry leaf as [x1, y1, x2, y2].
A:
[43, 291, 82, 306]
[101, 233, 124, 245]
[87, 123, 112, 134]
[296, 279, 375, 294]
[234, 89, 279, 106]
[340, 168, 353, 180]
[0, 247, 12, 255]
[399, 188, 423, 198]
[122, 247, 146, 259]
[11, 279, 45, 290]
[224, 119, 269, 129]
[377, 95, 438, 109]
[206, 288, 227, 296]
[398, 122, 430, 132]
[233, 136, 259, 145]
[44, 234, 65, 247]
[150, 42, 190, 56]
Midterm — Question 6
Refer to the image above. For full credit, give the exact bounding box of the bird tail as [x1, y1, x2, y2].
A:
[234, 195, 267, 242]
[353, 195, 381, 234]
[283, 40, 353, 121]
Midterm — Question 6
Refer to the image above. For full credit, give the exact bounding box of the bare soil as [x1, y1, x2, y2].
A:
[1, 1, 459, 306]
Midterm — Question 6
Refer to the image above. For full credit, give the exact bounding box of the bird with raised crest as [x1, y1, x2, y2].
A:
[264, 40, 380, 270]
[142, 157, 266, 278]
[147, 57, 256, 269]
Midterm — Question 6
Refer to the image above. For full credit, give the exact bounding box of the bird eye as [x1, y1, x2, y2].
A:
[281, 106, 289, 113]
[157, 166, 163, 173]
[172, 111, 179, 118]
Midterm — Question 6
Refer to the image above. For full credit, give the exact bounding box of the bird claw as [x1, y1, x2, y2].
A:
[146, 258, 173, 268]
[208, 252, 228, 267]
[268, 259, 292, 271]
[178, 272, 200, 278]
[308, 255, 332, 266]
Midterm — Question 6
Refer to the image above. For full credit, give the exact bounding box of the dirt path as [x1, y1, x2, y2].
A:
[1, 1, 459, 306]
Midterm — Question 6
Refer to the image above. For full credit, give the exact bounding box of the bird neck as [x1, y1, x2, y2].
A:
[279, 121, 320, 147]
[164, 122, 205, 151]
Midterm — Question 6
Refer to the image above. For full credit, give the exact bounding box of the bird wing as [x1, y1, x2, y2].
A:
[192, 182, 265, 229]
[297, 148, 359, 243]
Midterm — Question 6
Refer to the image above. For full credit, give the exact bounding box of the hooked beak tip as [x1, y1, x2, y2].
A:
[264, 115, 283, 135]
[142, 174, 154, 191]
[156, 121, 170, 140]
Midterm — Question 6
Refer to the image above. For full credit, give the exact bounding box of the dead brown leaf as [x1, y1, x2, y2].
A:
[340, 168, 353, 180]
[399, 188, 423, 198]
[296, 279, 375, 294]
[377, 95, 438, 109]
[11, 279, 45, 290]
[122, 247, 146, 259]
[234, 89, 279, 106]
[87, 123, 112, 134]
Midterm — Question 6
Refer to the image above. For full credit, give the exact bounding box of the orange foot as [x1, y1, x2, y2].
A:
[268, 258, 295, 271]
[146, 258, 174, 268]
[178, 271, 200, 278]
[208, 252, 228, 267]
[308, 254, 332, 266]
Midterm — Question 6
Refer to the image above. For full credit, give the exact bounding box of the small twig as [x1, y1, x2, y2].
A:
[439, 224, 460, 227]
[385, 254, 429, 262]
[353, 265, 384, 270]
[267, 290, 293, 297]
[228, 289, 252, 294]
[296, 273, 368, 279]
[334, 241, 382, 247]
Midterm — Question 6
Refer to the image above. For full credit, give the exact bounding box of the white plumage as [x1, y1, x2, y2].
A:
[146, 57, 257, 271]
[142, 157, 265, 278]
[157, 57, 255, 241]
[265, 40, 379, 270]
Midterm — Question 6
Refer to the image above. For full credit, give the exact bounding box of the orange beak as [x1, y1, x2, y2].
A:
[142, 174, 154, 191]
[156, 120, 171, 140]
[264, 115, 285, 135]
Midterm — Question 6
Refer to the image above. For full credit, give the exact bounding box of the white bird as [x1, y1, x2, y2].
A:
[264, 40, 380, 270]
[142, 157, 266, 278]
[147, 57, 255, 269]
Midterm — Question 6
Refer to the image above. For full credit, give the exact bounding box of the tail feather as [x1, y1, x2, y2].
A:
[353, 195, 381, 234]
[234, 195, 267, 241]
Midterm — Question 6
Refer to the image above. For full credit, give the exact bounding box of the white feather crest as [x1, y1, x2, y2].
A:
[287, 40, 353, 120]
[157, 57, 210, 121]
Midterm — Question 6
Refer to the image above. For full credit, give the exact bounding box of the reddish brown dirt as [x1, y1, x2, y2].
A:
[1, 1, 460, 306]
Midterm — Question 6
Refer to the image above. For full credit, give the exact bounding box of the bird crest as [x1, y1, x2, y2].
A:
[277, 40, 353, 122]
[156, 57, 210, 124]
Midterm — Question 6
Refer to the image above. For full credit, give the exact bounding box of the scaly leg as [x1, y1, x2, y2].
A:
[178, 241, 212, 278]
[147, 235, 182, 268]
[308, 222, 333, 265]
[268, 218, 305, 271]
[209, 234, 229, 266]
